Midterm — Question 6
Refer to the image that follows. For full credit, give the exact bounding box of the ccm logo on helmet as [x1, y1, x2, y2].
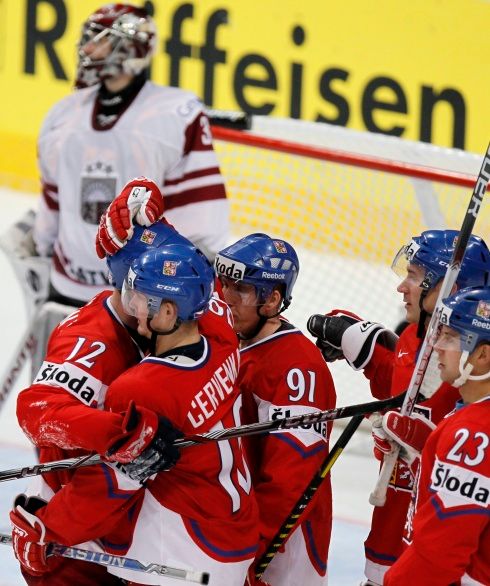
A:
[33, 361, 103, 407]
[215, 256, 245, 280]
[471, 318, 490, 330]
[431, 460, 490, 506]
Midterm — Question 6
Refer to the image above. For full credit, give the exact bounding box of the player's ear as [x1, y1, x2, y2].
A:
[263, 287, 282, 316]
[475, 343, 490, 366]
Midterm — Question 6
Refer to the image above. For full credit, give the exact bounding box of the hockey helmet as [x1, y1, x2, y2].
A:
[106, 222, 190, 290]
[215, 233, 299, 309]
[122, 243, 214, 322]
[392, 230, 490, 291]
[76, 4, 157, 88]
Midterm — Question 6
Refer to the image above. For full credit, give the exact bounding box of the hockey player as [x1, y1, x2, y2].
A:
[88, 242, 258, 585]
[10, 220, 189, 584]
[307, 229, 490, 585]
[33, 3, 228, 309]
[381, 286, 490, 585]
[215, 233, 337, 585]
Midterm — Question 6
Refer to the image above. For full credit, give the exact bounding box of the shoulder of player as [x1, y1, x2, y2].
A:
[140, 82, 203, 120]
[40, 87, 97, 134]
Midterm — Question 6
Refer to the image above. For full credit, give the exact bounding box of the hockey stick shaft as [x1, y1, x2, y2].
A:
[0, 395, 404, 482]
[255, 413, 366, 579]
[0, 301, 77, 412]
[0, 533, 209, 584]
[369, 141, 490, 507]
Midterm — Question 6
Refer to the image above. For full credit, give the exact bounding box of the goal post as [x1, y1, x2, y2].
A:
[211, 119, 485, 403]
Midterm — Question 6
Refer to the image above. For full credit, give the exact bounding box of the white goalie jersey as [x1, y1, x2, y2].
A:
[35, 81, 228, 301]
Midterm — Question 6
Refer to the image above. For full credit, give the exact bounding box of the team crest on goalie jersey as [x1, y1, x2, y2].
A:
[80, 161, 117, 224]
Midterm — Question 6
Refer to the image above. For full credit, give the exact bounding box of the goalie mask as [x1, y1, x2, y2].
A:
[106, 222, 190, 290]
[76, 4, 157, 89]
[215, 233, 299, 311]
[392, 230, 490, 291]
[122, 243, 214, 322]
[436, 286, 490, 386]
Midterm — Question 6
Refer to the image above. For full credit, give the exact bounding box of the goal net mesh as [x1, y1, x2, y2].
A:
[212, 118, 487, 404]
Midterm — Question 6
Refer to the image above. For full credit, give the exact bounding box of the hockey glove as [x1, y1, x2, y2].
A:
[10, 494, 61, 577]
[105, 401, 161, 464]
[308, 309, 398, 370]
[307, 309, 362, 361]
[95, 177, 164, 258]
[370, 413, 397, 461]
[381, 410, 435, 465]
[122, 416, 183, 482]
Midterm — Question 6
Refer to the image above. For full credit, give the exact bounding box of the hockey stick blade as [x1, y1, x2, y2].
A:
[370, 141, 490, 507]
[0, 533, 209, 584]
[0, 394, 404, 482]
[205, 107, 252, 130]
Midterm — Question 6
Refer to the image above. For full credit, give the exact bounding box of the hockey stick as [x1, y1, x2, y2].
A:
[255, 392, 406, 576]
[369, 141, 490, 507]
[255, 414, 365, 579]
[0, 395, 404, 482]
[0, 533, 209, 584]
[0, 301, 77, 413]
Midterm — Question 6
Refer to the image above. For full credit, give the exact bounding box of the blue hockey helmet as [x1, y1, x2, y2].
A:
[106, 222, 189, 289]
[215, 233, 299, 308]
[439, 286, 490, 354]
[122, 243, 214, 321]
[392, 230, 490, 290]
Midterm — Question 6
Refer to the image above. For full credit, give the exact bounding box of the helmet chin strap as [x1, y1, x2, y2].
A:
[146, 318, 182, 354]
[453, 350, 490, 387]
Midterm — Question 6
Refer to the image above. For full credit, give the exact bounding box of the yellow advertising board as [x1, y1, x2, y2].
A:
[0, 0, 488, 190]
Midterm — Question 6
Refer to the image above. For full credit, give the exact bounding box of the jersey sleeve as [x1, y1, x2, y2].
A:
[363, 343, 395, 399]
[37, 463, 143, 551]
[17, 328, 127, 455]
[162, 100, 226, 211]
[385, 414, 490, 585]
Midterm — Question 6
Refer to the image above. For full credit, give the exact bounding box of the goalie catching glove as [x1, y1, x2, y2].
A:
[307, 309, 398, 370]
[106, 401, 183, 482]
[96, 177, 165, 258]
[10, 494, 60, 577]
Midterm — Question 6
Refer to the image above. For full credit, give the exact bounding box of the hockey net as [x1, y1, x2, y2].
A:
[211, 118, 487, 406]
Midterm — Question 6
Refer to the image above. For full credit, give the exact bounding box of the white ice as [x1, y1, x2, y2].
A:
[0, 188, 382, 585]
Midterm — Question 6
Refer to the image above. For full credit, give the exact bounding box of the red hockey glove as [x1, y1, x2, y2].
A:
[122, 415, 183, 482]
[10, 494, 61, 577]
[105, 401, 160, 463]
[370, 413, 397, 461]
[381, 410, 436, 465]
[95, 177, 164, 258]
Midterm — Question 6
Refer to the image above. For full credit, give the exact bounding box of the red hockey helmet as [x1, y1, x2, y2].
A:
[75, 4, 157, 88]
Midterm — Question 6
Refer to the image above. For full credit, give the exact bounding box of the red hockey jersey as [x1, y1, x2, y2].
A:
[363, 323, 460, 582]
[239, 321, 337, 577]
[385, 398, 490, 585]
[103, 299, 259, 561]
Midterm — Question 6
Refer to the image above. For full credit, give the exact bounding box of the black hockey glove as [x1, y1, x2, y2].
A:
[307, 310, 361, 362]
[122, 416, 183, 483]
[308, 310, 398, 370]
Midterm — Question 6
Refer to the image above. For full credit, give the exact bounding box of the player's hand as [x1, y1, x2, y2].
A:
[381, 410, 435, 465]
[370, 413, 397, 461]
[308, 309, 397, 370]
[10, 494, 61, 576]
[95, 177, 164, 258]
[106, 401, 182, 481]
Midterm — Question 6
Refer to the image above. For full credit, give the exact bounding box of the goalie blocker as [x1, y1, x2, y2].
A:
[307, 310, 398, 370]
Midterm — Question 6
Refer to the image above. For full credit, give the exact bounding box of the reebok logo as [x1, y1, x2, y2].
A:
[261, 271, 286, 279]
[34, 361, 103, 407]
[471, 318, 490, 330]
[431, 459, 490, 507]
[215, 255, 245, 280]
